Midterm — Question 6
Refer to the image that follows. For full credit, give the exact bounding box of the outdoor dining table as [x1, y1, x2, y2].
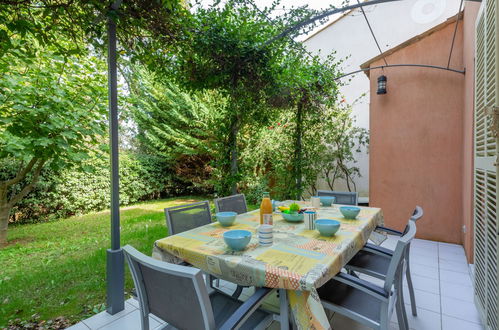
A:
[152, 201, 385, 330]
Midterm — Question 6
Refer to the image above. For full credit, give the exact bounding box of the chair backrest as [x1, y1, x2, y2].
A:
[317, 190, 358, 205]
[410, 205, 424, 222]
[123, 245, 216, 330]
[214, 194, 248, 214]
[383, 221, 417, 292]
[164, 201, 212, 235]
[402, 206, 424, 235]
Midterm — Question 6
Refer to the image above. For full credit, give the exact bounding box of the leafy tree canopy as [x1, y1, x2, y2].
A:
[0, 0, 188, 59]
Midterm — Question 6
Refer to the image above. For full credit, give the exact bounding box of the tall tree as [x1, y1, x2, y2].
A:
[127, 67, 225, 190]
[172, 0, 319, 195]
[0, 41, 107, 246]
[276, 53, 342, 199]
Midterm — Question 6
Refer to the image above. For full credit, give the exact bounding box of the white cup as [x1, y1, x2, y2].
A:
[259, 240, 273, 246]
[259, 224, 273, 233]
[311, 197, 321, 208]
[304, 211, 317, 230]
[258, 232, 273, 239]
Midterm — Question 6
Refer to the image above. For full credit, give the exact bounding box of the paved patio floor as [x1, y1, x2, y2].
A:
[68, 236, 483, 330]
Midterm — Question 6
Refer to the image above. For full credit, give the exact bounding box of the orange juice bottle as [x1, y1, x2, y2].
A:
[260, 192, 273, 224]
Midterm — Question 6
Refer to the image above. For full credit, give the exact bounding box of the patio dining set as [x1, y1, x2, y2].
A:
[124, 191, 423, 330]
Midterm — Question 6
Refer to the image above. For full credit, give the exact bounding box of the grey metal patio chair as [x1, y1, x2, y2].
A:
[214, 194, 248, 214]
[212, 194, 254, 299]
[317, 190, 358, 205]
[164, 201, 212, 235]
[352, 206, 424, 316]
[318, 221, 417, 330]
[164, 201, 245, 296]
[123, 245, 274, 330]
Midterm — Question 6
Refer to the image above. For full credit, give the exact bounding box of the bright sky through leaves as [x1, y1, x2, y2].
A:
[198, 0, 346, 40]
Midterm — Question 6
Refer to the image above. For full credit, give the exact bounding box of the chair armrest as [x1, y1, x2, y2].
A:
[363, 243, 394, 257]
[219, 287, 275, 330]
[334, 273, 389, 300]
[375, 225, 403, 236]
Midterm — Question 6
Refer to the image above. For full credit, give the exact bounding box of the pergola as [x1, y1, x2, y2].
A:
[104, 0, 465, 315]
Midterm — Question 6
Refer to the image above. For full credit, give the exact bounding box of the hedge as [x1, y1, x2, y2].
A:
[4, 152, 211, 224]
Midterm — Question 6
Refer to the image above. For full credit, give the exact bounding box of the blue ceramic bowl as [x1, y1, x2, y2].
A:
[340, 206, 361, 219]
[223, 230, 252, 251]
[282, 212, 304, 222]
[319, 196, 336, 206]
[216, 211, 237, 227]
[315, 219, 341, 237]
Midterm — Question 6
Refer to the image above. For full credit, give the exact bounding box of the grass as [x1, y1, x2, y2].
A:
[0, 196, 224, 327]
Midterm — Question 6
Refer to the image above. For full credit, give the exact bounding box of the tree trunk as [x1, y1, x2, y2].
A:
[229, 117, 239, 195]
[294, 102, 303, 200]
[0, 201, 10, 247]
[0, 159, 44, 247]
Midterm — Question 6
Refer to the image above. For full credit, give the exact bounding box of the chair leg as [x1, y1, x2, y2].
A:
[405, 258, 417, 316]
[380, 302, 389, 330]
[396, 275, 409, 330]
[278, 289, 290, 330]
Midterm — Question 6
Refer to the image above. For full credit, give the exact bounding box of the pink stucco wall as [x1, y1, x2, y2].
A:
[368, 21, 466, 244]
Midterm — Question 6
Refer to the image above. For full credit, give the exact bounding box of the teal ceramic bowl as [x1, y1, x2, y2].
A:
[216, 211, 237, 227]
[340, 206, 361, 219]
[315, 219, 341, 237]
[319, 196, 336, 206]
[282, 212, 304, 222]
[223, 230, 252, 251]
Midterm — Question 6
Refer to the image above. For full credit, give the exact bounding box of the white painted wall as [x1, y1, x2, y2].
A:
[303, 0, 461, 197]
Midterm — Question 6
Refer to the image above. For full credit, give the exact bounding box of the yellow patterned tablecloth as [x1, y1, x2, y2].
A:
[152, 203, 384, 330]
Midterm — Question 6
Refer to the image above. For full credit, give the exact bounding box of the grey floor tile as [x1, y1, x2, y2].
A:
[402, 286, 441, 313]
[100, 309, 161, 330]
[439, 252, 468, 263]
[125, 297, 139, 309]
[391, 305, 442, 330]
[442, 315, 485, 330]
[412, 239, 438, 248]
[439, 269, 472, 287]
[441, 296, 483, 325]
[358, 273, 385, 287]
[440, 281, 474, 302]
[411, 255, 439, 269]
[83, 303, 136, 329]
[438, 243, 465, 255]
[439, 258, 471, 274]
[389, 323, 402, 330]
[410, 247, 438, 259]
[409, 262, 439, 280]
[66, 322, 90, 330]
[403, 274, 440, 294]
[380, 236, 399, 250]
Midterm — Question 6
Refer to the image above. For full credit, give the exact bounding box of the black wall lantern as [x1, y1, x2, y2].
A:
[377, 75, 387, 94]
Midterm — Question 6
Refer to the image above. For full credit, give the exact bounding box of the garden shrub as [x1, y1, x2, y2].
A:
[4, 153, 204, 224]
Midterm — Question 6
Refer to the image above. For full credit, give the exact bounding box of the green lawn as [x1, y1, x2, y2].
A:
[0, 196, 229, 327]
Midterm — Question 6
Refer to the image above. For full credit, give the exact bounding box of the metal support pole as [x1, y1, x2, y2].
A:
[106, 11, 125, 315]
